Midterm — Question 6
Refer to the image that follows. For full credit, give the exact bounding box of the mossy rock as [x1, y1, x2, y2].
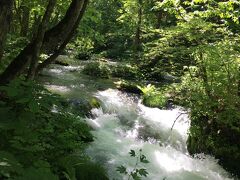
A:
[55, 60, 70, 66]
[69, 98, 91, 116]
[90, 97, 101, 108]
[116, 81, 143, 94]
[68, 97, 101, 117]
[54, 55, 71, 66]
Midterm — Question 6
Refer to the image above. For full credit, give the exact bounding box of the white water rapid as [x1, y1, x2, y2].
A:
[39, 62, 234, 180]
[86, 89, 233, 180]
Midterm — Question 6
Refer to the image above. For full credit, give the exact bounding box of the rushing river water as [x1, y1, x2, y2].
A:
[39, 60, 233, 180]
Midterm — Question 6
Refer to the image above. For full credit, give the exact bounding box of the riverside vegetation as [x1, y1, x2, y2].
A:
[0, 0, 240, 179]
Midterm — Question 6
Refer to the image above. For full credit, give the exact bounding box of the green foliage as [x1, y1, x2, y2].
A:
[67, 37, 94, 60]
[179, 38, 240, 176]
[154, 0, 240, 30]
[112, 64, 139, 80]
[117, 149, 149, 180]
[141, 18, 229, 78]
[0, 78, 95, 179]
[181, 38, 240, 128]
[82, 61, 140, 80]
[75, 162, 109, 180]
[82, 62, 111, 78]
[103, 33, 132, 59]
[139, 84, 168, 109]
[0, 36, 29, 73]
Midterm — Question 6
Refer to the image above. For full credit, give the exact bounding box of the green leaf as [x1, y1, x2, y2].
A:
[15, 167, 58, 180]
[129, 149, 136, 157]
[131, 171, 141, 180]
[6, 87, 19, 97]
[141, 159, 149, 164]
[0, 151, 23, 175]
[138, 168, 148, 177]
[16, 97, 30, 104]
[116, 165, 127, 174]
[140, 155, 149, 163]
[28, 100, 39, 113]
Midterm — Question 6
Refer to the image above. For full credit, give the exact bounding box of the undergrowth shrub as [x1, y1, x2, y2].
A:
[82, 62, 111, 78]
[0, 36, 29, 73]
[82, 61, 141, 81]
[0, 78, 103, 179]
[111, 64, 139, 80]
[67, 37, 94, 60]
[139, 84, 168, 109]
[179, 39, 240, 176]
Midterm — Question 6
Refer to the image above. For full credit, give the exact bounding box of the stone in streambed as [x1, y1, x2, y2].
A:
[115, 80, 143, 94]
[68, 97, 101, 117]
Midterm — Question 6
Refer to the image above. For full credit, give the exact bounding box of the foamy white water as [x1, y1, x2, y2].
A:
[86, 89, 232, 180]
[40, 63, 233, 180]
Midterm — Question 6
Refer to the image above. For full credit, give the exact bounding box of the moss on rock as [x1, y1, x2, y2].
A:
[68, 97, 101, 117]
[115, 80, 143, 94]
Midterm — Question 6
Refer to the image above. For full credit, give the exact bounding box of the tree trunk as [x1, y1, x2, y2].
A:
[20, 5, 30, 37]
[156, 11, 162, 29]
[0, 0, 14, 61]
[42, 0, 85, 52]
[134, 0, 143, 52]
[36, 0, 89, 73]
[0, 0, 87, 84]
[199, 52, 211, 97]
[31, 13, 41, 38]
[238, 67, 240, 97]
[27, 0, 56, 80]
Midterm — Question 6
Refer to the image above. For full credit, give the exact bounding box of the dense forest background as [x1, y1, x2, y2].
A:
[0, 0, 239, 179]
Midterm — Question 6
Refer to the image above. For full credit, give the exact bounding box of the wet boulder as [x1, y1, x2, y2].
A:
[116, 81, 143, 95]
[54, 55, 70, 66]
[68, 97, 101, 117]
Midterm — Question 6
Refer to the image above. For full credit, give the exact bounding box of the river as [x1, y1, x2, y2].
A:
[38, 59, 233, 180]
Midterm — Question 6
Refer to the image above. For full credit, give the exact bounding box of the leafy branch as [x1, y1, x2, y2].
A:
[117, 149, 149, 180]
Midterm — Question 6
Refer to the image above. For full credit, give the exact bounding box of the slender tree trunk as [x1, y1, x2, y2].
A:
[27, 0, 56, 80]
[0, 0, 14, 61]
[0, 0, 87, 85]
[238, 67, 240, 97]
[199, 52, 211, 97]
[156, 11, 162, 29]
[36, 0, 89, 73]
[31, 13, 41, 38]
[20, 5, 30, 37]
[134, 0, 143, 51]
